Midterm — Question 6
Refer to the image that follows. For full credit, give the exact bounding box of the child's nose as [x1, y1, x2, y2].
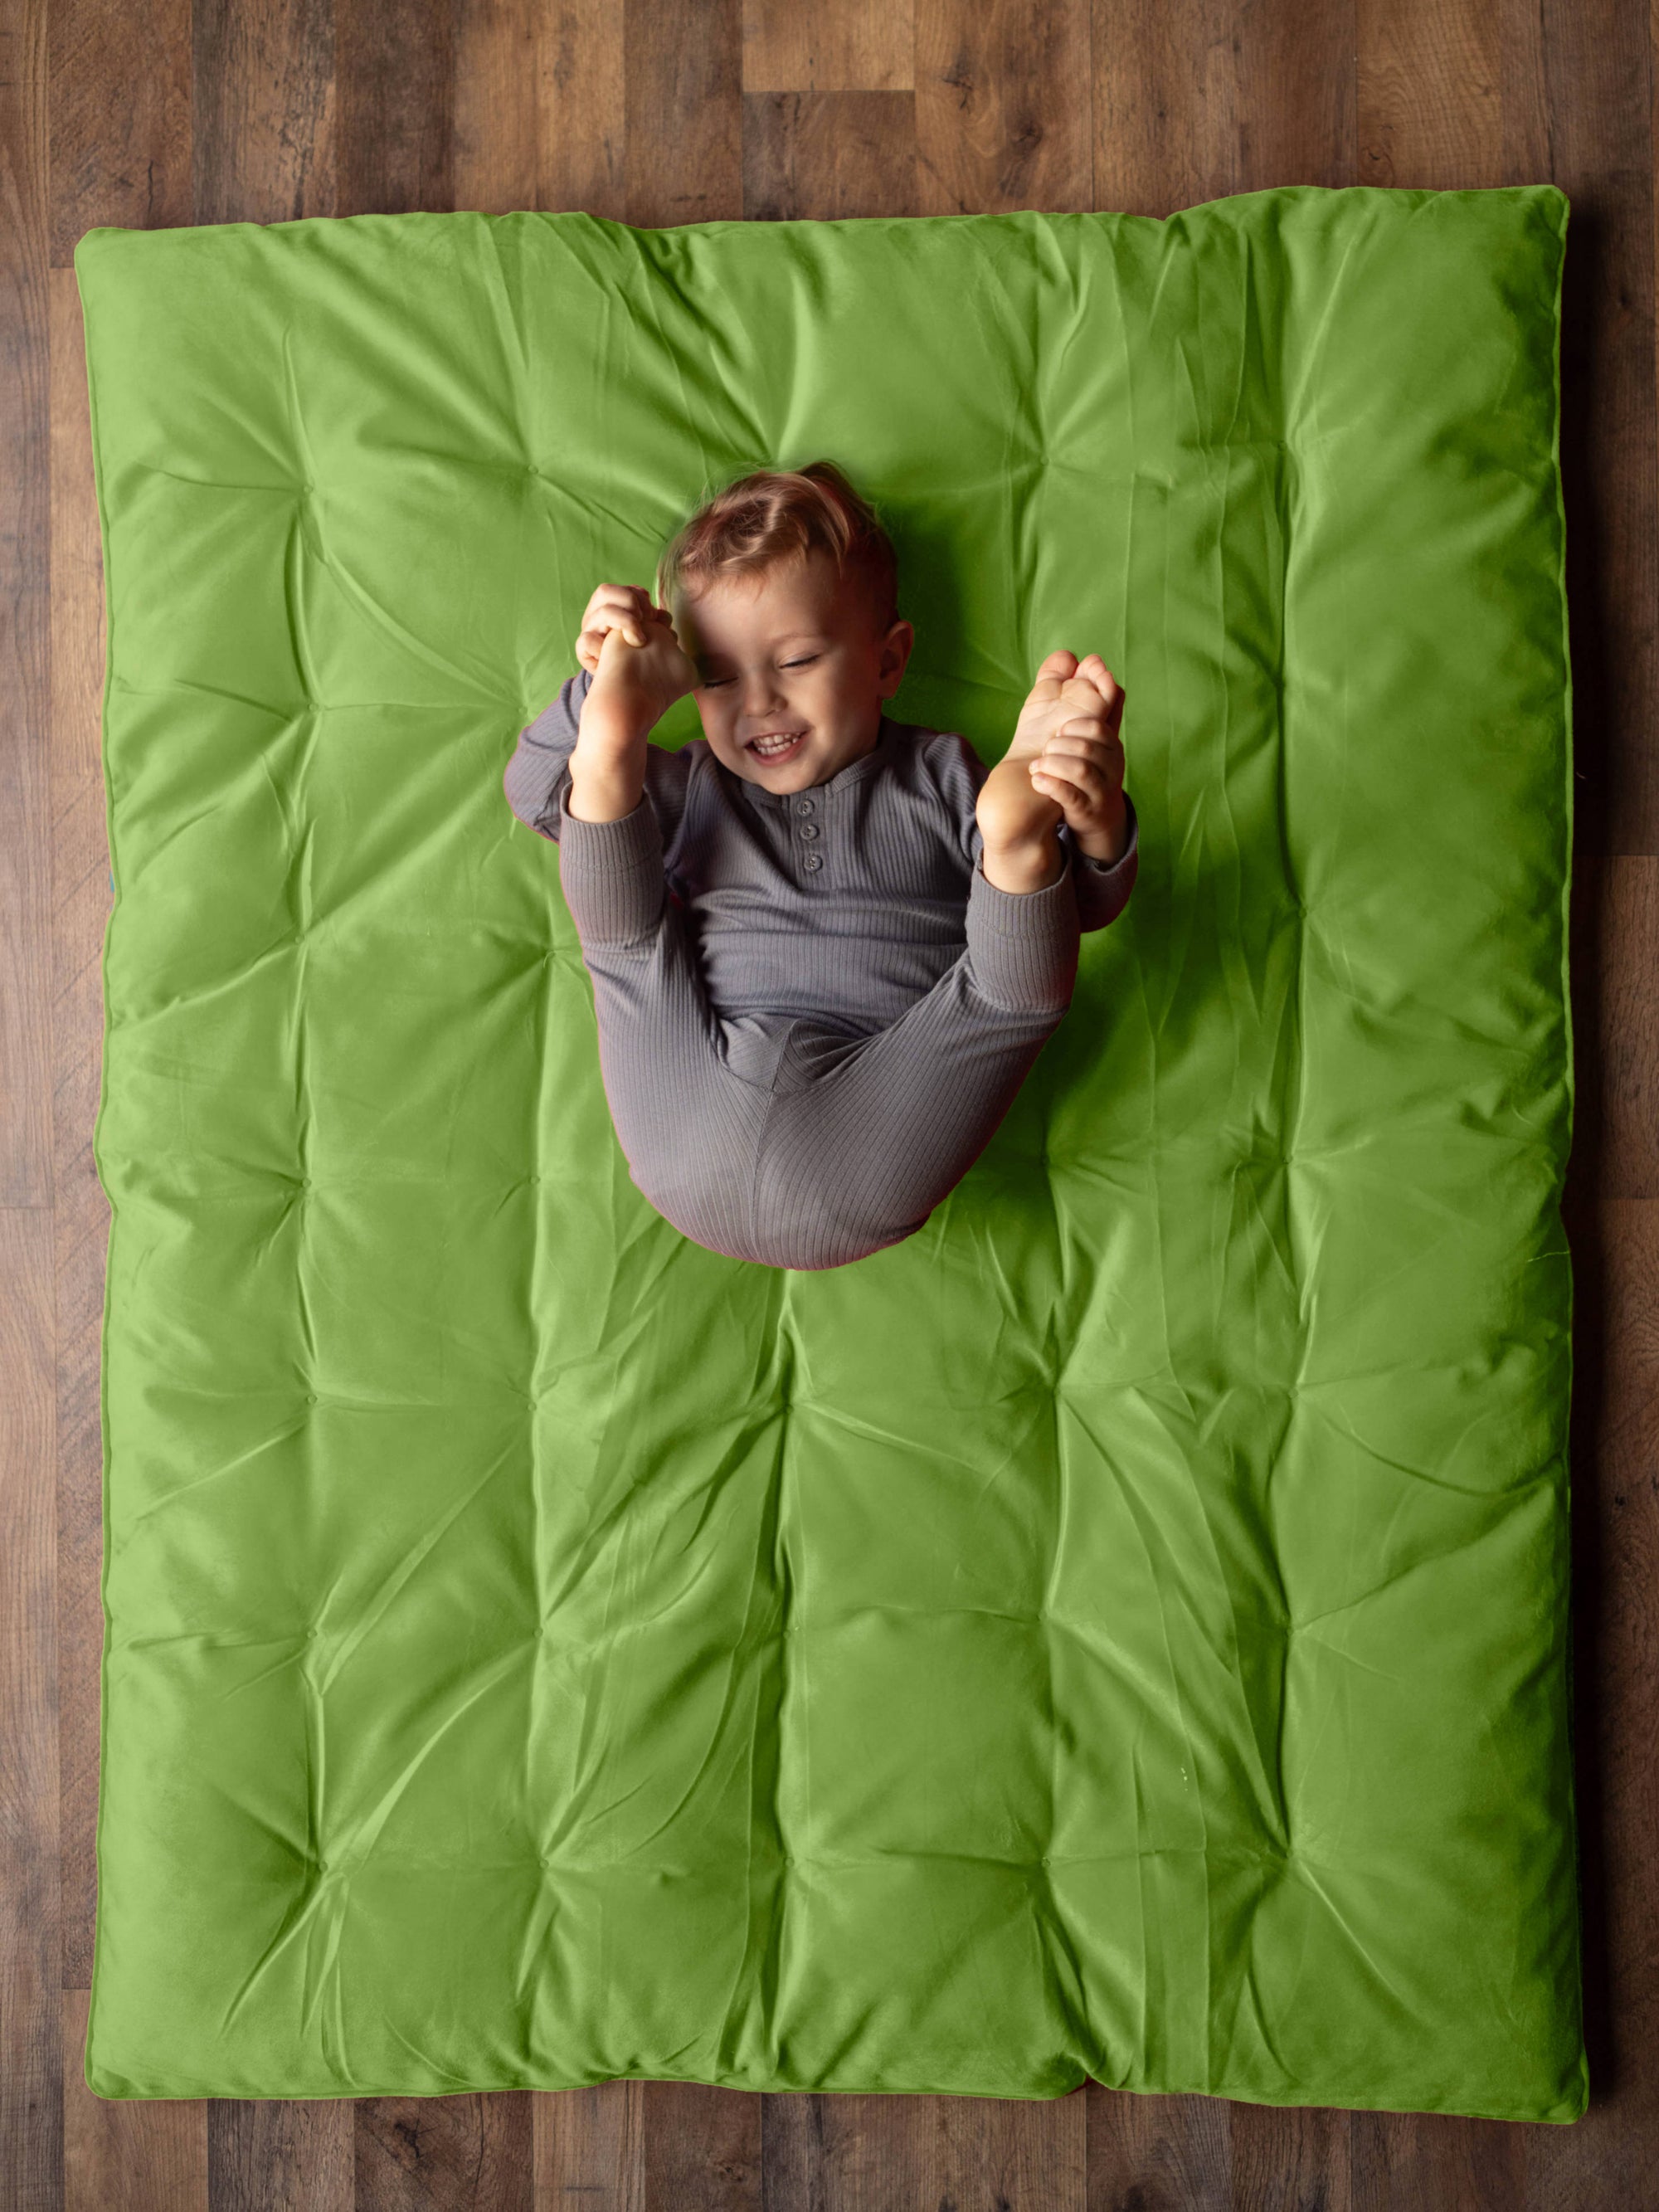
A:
[742, 671, 788, 714]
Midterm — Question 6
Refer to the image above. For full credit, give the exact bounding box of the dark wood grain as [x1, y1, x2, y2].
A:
[640, 2082, 761, 2212]
[46, 0, 192, 266]
[454, 0, 626, 221]
[61, 1988, 209, 2210]
[1086, 2088, 1232, 2211]
[2, 0, 57, 2205]
[47, 263, 107, 2000]
[209, 2099, 354, 2212]
[1093, 0, 1355, 217]
[335, 0, 456, 217]
[1356, 0, 1507, 190]
[1540, 0, 1659, 862]
[622, 0, 743, 229]
[742, 0, 913, 96]
[535, 2082, 644, 2210]
[355, 2093, 535, 2210]
[916, 0, 1092, 214]
[1, 1206, 59, 2212]
[743, 90, 918, 218]
[193, 0, 336, 225]
[763, 2093, 936, 2210]
[2, 0, 51, 1204]
[14, 2, 1659, 2205]
[1527, 1192, 1659, 2205]
[1228, 2100, 1350, 2212]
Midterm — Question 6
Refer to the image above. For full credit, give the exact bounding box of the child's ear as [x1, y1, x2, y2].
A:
[879, 617, 915, 694]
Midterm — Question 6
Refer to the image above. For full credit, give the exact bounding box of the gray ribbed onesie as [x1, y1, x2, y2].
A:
[503, 665, 1140, 1269]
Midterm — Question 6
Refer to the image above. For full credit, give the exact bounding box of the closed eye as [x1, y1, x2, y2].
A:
[702, 655, 820, 688]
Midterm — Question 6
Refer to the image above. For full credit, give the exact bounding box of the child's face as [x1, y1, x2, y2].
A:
[674, 548, 913, 792]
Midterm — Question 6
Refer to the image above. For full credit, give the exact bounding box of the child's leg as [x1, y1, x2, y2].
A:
[744, 855, 1083, 1269]
[556, 798, 770, 1253]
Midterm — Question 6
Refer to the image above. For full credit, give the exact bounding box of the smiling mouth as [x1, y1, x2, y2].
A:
[747, 731, 808, 762]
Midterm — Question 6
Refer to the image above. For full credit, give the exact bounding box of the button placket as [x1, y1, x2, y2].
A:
[792, 792, 823, 875]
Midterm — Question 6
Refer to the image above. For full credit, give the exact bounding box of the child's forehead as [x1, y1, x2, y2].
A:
[675, 558, 860, 644]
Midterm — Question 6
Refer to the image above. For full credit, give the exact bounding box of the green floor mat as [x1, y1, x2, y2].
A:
[74, 186, 1584, 2118]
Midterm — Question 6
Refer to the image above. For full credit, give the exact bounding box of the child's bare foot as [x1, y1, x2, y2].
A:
[976, 753, 1067, 891]
[567, 591, 698, 822]
[976, 649, 1130, 879]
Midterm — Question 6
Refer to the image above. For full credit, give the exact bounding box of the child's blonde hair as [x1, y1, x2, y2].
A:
[655, 460, 899, 633]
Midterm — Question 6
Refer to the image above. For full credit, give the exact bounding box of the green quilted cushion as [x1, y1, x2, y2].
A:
[74, 186, 1583, 2119]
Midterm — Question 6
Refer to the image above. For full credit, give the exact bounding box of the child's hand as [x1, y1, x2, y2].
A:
[1009, 650, 1129, 863]
[575, 582, 698, 738]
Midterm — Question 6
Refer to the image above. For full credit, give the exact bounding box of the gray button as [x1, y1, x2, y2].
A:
[802, 853, 823, 872]
[795, 799, 815, 816]
[799, 823, 820, 840]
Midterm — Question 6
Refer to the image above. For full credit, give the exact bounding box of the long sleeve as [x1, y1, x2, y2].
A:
[1059, 793, 1138, 932]
[926, 729, 1140, 935]
[502, 664, 695, 861]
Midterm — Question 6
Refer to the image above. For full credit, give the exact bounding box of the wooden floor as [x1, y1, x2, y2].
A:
[4, 0, 1657, 2205]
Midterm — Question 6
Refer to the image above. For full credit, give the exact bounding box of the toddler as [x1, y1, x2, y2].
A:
[503, 461, 1138, 1269]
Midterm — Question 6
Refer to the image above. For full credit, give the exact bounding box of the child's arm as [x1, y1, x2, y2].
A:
[1063, 792, 1139, 932]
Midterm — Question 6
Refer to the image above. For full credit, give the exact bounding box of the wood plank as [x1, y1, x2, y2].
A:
[1523, 1196, 1659, 2199]
[455, 0, 627, 220]
[1092, 0, 1356, 217]
[1356, 0, 1552, 192]
[48, 262, 108, 1995]
[46, 0, 191, 266]
[742, 0, 913, 95]
[936, 2086, 1087, 2209]
[535, 2081, 645, 2210]
[1346, 2112, 1525, 2211]
[762, 2093, 935, 2210]
[1540, 0, 1658, 860]
[762, 2087, 1084, 2210]
[0, 1209, 59, 2211]
[207, 2099, 354, 2212]
[354, 2092, 535, 2210]
[916, 0, 1092, 216]
[192, 0, 336, 226]
[640, 2082, 761, 2212]
[61, 1986, 207, 2212]
[1579, 856, 1659, 1202]
[2, 0, 58, 2194]
[623, 0, 743, 228]
[1228, 2100, 1351, 2212]
[2, 0, 50, 1204]
[1084, 2086, 1231, 2209]
[743, 90, 918, 219]
[335, 0, 455, 217]
[1355, 0, 1505, 189]
[1091, 0, 1243, 217]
